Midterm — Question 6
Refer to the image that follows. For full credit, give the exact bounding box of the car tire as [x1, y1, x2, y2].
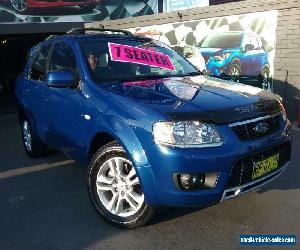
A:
[88, 141, 153, 229]
[79, 5, 96, 12]
[259, 66, 270, 90]
[227, 60, 241, 82]
[21, 118, 48, 158]
[10, 0, 29, 13]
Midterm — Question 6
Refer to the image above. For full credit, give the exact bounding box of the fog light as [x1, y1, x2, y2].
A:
[173, 172, 219, 191]
[178, 173, 205, 191]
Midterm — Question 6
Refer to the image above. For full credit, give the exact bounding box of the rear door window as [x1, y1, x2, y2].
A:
[29, 44, 51, 82]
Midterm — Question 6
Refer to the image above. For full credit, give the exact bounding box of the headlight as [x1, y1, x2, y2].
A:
[213, 53, 231, 61]
[153, 121, 223, 148]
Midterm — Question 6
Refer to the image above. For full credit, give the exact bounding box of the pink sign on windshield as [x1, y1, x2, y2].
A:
[108, 42, 175, 71]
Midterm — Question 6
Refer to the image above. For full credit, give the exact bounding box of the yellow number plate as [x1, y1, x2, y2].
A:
[252, 154, 279, 180]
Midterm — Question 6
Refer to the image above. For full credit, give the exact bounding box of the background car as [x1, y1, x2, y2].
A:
[9, 0, 99, 13]
[198, 31, 273, 88]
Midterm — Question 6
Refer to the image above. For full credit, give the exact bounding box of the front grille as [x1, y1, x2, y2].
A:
[231, 115, 281, 141]
[226, 142, 291, 188]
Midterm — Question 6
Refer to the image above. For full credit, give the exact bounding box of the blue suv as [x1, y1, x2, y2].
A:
[15, 28, 291, 228]
[199, 32, 273, 88]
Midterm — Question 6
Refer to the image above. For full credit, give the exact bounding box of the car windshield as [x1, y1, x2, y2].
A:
[200, 33, 242, 48]
[80, 37, 199, 83]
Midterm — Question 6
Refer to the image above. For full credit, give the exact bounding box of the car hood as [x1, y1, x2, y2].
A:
[99, 76, 281, 124]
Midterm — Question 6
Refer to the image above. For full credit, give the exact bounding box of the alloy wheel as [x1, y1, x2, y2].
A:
[23, 120, 32, 152]
[96, 157, 144, 217]
[261, 69, 270, 89]
[229, 64, 240, 82]
[10, 0, 27, 12]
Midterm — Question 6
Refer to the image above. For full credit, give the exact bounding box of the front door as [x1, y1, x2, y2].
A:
[44, 41, 85, 160]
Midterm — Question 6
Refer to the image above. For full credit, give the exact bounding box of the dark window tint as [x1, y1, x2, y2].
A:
[49, 42, 77, 74]
[30, 45, 51, 81]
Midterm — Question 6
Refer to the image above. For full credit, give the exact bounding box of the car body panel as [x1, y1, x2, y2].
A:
[15, 34, 291, 208]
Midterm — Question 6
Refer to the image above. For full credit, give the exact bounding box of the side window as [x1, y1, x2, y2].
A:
[49, 42, 77, 74]
[29, 45, 51, 82]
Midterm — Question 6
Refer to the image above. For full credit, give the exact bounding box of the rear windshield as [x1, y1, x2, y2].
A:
[80, 38, 198, 83]
[200, 33, 242, 49]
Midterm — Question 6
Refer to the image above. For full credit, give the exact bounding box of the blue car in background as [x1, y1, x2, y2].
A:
[15, 28, 291, 229]
[199, 32, 273, 88]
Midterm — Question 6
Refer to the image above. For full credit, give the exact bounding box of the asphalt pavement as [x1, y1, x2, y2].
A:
[0, 111, 299, 250]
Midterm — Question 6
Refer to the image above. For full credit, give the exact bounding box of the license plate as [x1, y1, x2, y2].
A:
[252, 154, 279, 180]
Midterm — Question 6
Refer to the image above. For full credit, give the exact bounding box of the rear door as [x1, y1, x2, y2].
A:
[23, 44, 51, 139]
[44, 41, 85, 160]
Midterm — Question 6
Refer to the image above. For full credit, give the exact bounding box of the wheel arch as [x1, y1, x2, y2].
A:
[230, 57, 241, 67]
[18, 107, 25, 124]
[261, 64, 270, 73]
[88, 132, 117, 160]
[87, 118, 160, 205]
[18, 106, 36, 127]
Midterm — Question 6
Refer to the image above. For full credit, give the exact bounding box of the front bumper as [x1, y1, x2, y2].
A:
[221, 162, 289, 201]
[138, 118, 292, 207]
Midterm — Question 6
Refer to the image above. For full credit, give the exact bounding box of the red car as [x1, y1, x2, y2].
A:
[9, 0, 99, 13]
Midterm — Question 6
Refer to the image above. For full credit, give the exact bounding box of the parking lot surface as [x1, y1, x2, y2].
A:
[0, 112, 299, 250]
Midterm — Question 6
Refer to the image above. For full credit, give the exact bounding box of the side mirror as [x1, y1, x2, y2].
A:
[47, 71, 76, 88]
[243, 44, 255, 52]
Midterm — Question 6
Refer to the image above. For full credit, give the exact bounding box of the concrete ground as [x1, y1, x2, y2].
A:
[0, 111, 299, 250]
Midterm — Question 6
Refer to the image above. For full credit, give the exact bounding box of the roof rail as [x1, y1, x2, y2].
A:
[66, 28, 133, 36]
